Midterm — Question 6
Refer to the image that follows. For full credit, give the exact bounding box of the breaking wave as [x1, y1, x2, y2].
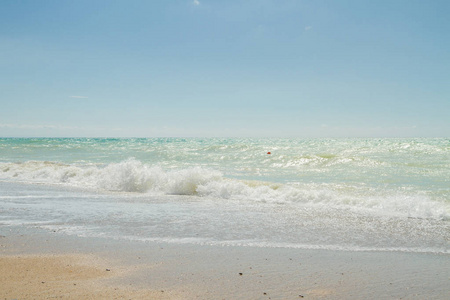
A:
[0, 158, 448, 220]
[0, 159, 222, 195]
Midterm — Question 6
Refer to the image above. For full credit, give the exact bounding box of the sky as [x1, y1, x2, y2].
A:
[0, 0, 449, 138]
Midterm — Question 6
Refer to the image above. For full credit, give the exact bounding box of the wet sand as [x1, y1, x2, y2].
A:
[1, 227, 449, 299]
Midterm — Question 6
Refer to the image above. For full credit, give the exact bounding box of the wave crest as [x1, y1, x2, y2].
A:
[0, 159, 223, 195]
[0, 159, 448, 220]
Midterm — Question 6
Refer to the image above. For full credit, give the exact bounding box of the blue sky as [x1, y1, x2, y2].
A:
[1, 0, 449, 137]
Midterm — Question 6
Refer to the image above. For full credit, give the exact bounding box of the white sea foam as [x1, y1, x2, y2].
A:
[1, 158, 448, 220]
[1, 138, 448, 254]
[0, 159, 221, 194]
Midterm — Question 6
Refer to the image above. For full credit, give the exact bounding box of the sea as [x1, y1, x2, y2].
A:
[0, 138, 449, 254]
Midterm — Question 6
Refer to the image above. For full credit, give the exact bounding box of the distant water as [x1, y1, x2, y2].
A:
[0, 138, 449, 253]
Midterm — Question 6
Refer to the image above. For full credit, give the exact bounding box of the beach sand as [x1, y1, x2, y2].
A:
[0, 254, 175, 299]
[1, 227, 449, 299]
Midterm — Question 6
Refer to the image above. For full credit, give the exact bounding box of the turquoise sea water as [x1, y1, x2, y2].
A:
[0, 138, 449, 253]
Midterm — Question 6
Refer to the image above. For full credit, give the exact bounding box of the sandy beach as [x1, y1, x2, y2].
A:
[0, 254, 177, 299]
[1, 226, 449, 299]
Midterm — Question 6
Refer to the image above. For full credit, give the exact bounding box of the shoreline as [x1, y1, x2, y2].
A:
[1, 226, 449, 299]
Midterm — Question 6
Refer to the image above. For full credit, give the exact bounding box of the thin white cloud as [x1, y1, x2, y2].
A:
[69, 95, 88, 99]
[193, 0, 200, 6]
[305, 26, 313, 31]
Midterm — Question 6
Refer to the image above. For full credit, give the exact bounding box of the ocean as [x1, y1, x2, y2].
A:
[0, 138, 448, 254]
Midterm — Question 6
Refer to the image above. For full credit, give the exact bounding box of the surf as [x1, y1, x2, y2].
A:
[1, 158, 448, 220]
